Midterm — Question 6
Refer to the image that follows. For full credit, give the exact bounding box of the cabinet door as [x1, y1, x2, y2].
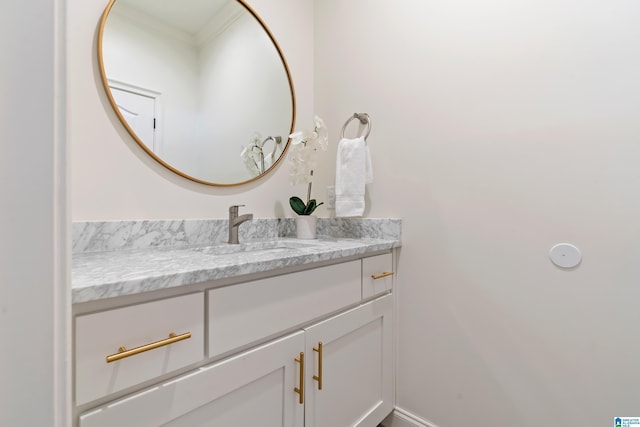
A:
[79, 331, 305, 427]
[303, 295, 393, 427]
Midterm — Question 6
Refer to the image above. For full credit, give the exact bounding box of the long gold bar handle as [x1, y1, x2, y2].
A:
[106, 332, 191, 363]
[313, 342, 323, 390]
[294, 352, 305, 404]
[371, 271, 395, 280]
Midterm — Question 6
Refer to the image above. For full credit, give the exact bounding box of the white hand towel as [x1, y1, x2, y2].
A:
[365, 143, 374, 184]
[335, 137, 373, 217]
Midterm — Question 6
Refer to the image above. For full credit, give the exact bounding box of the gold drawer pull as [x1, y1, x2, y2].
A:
[313, 342, 323, 390]
[294, 352, 305, 404]
[371, 271, 394, 280]
[106, 332, 191, 363]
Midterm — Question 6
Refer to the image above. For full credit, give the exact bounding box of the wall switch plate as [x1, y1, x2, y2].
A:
[326, 186, 335, 209]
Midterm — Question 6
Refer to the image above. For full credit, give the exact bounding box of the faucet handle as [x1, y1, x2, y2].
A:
[229, 204, 246, 214]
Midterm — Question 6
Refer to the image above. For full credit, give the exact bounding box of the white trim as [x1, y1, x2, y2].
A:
[382, 407, 441, 427]
[195, 1, 244, 46]
[107, 79, 163, 155]
[109, 2, 244, 48]
[111, 3, 196, 46]
[107, 78, 162, 99]
[53, 1, 71, 425]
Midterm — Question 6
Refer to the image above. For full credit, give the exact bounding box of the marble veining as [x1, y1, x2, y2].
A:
[72, 219, 282, 254]
[72, 218, 401, 304]
[316, 218, 401, 240]
[72, 218, 400, 254]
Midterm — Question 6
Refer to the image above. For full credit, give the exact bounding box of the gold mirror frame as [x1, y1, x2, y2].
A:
[97, 0, 296, 186]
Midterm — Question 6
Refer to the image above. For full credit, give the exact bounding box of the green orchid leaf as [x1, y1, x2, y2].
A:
[304, 200, 324, 215]
[289, 196, 307, 215]
[304, 199, 317, 215]
[311, 201, 324, 215]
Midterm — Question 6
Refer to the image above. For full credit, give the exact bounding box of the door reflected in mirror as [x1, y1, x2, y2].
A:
[98, 0, 295, 185]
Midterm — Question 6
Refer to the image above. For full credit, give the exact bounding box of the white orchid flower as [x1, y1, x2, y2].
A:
[288, 116, 329, 213]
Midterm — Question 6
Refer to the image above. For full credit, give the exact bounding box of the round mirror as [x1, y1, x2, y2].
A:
[98, 0, 296, 186]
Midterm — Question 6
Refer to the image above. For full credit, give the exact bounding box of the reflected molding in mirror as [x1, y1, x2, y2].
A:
[98, 0, 296, 186]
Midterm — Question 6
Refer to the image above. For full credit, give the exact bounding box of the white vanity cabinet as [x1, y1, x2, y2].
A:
[74, 252, 395, 427]
[207, 260, 362, 358]
[75, 292, 205, 406]
[79, 331, 305, 427]
[362, 253, 395, 299]
[304, 294, 393, 427]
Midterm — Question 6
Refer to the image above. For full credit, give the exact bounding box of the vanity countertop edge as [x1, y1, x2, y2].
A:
[72, 237, 401, 304]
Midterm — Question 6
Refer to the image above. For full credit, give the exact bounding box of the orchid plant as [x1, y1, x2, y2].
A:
[240, 133, 265, 177]
[241, 133, 283, 177]
[288, 115, 328, 215]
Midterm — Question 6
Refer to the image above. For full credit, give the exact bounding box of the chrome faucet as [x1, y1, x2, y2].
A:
[228, 205, 253, 244]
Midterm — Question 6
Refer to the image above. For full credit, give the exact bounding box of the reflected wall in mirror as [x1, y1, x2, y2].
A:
[98, 0, 296, 185]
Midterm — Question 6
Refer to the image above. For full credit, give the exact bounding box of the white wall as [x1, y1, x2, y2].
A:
[0, 1, 69, 426]
[69, 0, 314, 220]
[198, 12, 292, 183]
[314, 1, 640, 426]
[103, 8, 200, 174]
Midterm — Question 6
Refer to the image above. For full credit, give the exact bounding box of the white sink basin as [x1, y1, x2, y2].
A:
[191, 240, 315, 256]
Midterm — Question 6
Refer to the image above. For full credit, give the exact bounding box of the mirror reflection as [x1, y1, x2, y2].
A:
[99, 0, 295, 185]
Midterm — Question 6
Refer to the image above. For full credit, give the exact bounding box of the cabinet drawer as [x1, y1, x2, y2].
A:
[208, 260, 361, 357]
[75, 292, 204, 405]
[362, 253, 394, 299]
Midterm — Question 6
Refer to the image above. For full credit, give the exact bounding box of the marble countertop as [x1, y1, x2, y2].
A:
[72, 237, 400, 304]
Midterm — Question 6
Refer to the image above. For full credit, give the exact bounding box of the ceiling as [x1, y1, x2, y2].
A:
[117, 0, 232, 34]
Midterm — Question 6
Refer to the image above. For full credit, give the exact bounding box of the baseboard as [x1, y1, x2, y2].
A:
[381, 407, 441, 427]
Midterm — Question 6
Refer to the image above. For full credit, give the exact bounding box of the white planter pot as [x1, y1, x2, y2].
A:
[295, 215, 317, 239]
